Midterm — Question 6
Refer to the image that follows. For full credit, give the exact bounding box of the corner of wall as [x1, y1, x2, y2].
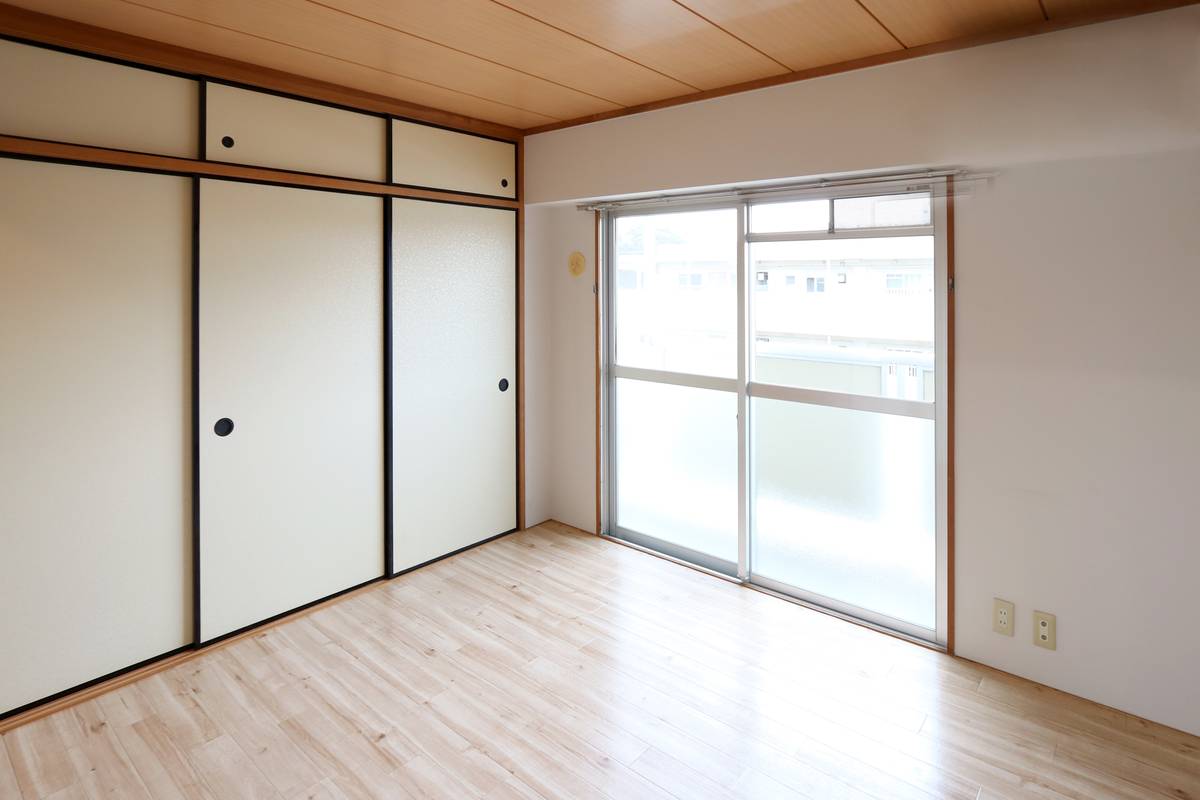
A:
[523, 203, 599, 534]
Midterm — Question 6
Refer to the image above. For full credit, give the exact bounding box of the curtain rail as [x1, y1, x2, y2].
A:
[577, 168, 990, 212]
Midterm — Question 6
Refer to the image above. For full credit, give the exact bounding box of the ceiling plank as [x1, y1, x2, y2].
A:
[1042, 0, 1172, 16]
[494, 0, 789, 90]
[524, 0, 1199, 135]
[125, 0, 617, 117]
[674, 0, 903, 72]
[315, 0, 694, 107]
[859, 0, 1044, 46]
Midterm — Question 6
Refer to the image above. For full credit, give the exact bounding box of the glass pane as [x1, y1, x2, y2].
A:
[615, 379, 737, 562]
[614, 208, 736, 378]
[752, 399, 935, 628]
[750, 199, 828, 234]
[750, 236, 934, 400]
[834, 193, 930, 229]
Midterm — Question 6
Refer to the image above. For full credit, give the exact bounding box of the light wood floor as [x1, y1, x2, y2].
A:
[2, 523, 1197, 800]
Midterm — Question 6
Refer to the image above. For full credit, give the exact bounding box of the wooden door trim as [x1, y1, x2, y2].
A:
[0, 135, 519, 209]
[516, 137, 526, 530]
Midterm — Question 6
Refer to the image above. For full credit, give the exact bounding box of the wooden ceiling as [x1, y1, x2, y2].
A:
[2, 0, 1193, 133]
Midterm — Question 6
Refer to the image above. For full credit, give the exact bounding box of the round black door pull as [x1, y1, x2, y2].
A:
[214, 417, 235, 437]
[498, 379, 509, 392]
[500, 178, 509, 188]
[221, 135, 235, 148]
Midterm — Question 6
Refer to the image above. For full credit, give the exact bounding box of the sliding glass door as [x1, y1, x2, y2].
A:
[603, 182, 948, 644]
[746, 192, 944, 636]
[607, 207, 739, 572]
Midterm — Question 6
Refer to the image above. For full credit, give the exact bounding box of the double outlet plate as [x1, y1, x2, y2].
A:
[993, 598, 1056, 650]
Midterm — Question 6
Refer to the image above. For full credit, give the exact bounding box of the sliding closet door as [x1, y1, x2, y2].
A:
[0, 159, 190, 714]
[392, 199, 516, 571]
[199, 180, 383, 642]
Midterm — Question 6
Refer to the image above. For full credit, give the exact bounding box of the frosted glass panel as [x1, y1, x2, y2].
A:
[613, 209, 737, 377]
[750, 198, 828, 233]
[615, 379, 737, 562]
[752, 399, 935, 628]
[834, 193, 930, 229]
[751, 236, 934, 400]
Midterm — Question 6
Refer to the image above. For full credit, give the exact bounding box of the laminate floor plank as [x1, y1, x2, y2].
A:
[3, 523, 1197, 799]
[3, 716, 79, 799]
[0, 733, 25, 800]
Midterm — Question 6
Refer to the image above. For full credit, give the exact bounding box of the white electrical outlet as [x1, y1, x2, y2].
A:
[1033, 611, 1056, 650]
[993, 598, 1014, 636]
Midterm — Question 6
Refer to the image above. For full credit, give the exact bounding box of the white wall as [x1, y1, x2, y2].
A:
[954, 150, 1200, 735]
[524, 203, 597, 533]
[523, 6, 1200, 735]
[523, 212, 552, 528]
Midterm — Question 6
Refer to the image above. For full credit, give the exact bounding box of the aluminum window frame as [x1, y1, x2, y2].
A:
[601, 177, 949, 646]
[602, 201, 742, 577]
